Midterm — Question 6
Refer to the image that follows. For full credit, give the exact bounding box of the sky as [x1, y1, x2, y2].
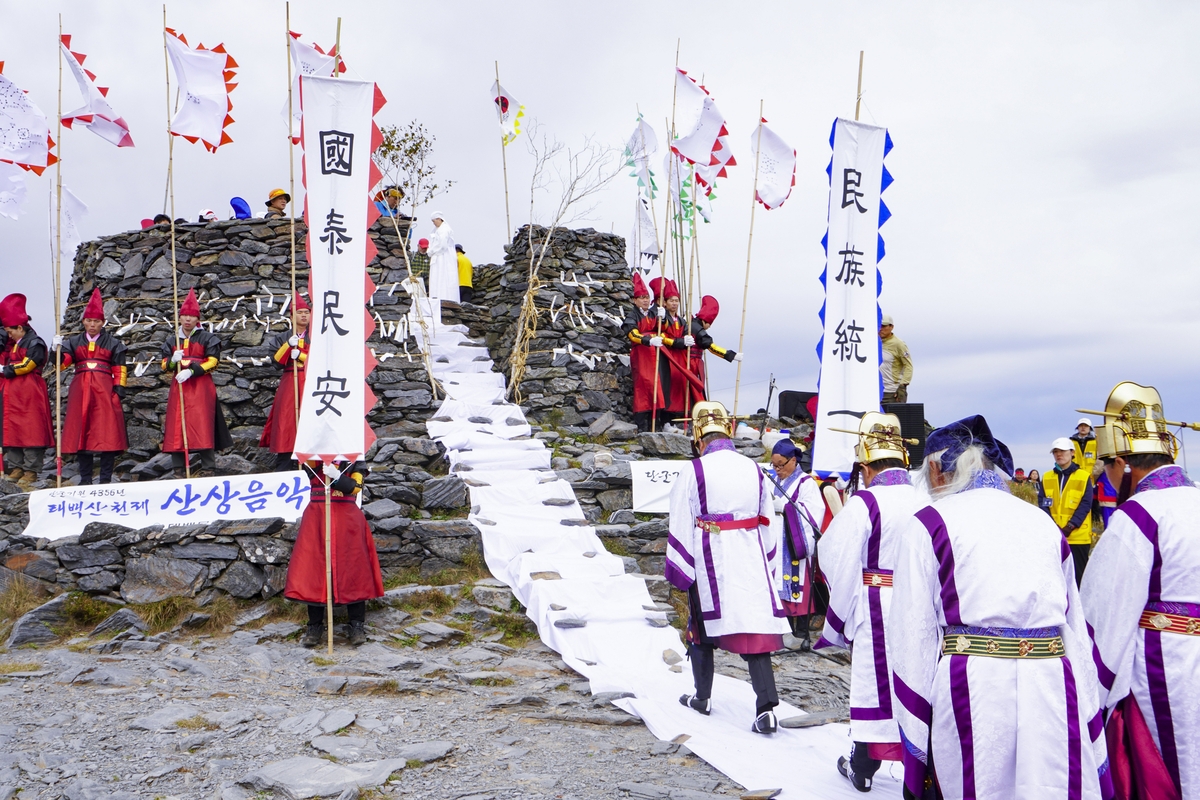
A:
[2, 1, 1200, 473]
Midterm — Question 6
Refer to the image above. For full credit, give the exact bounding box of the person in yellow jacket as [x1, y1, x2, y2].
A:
[1042, 436, 1094, 585]
[1070, 416, 1098, 472]
[455, 244, 474, 304]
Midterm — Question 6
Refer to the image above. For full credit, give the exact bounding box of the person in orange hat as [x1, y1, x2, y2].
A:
[0, 293, 55, 488]
[58, 289, 128, 484]
[264, 188, 291, 220]
[160, 288, 231, 477]
[686, 295, 743, 401]
[260, 293, 311, 471]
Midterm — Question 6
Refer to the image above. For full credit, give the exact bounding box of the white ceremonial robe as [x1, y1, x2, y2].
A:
[665, 444, 788, 639]
[817, 470, 928, 744]
[1081, 466, 1200, 799]
[427, 222, 459, 303]
[766, 467, 821, 606]
[890, 481, 1105, 800]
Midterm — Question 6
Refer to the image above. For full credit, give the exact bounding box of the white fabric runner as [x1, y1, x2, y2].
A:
[414, 302, 894, 798]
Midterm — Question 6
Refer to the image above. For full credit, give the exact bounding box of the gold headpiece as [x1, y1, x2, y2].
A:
[691, 401, 733, 444]
[829, 411, 912, 467]
[1076, 382, 1197, 460]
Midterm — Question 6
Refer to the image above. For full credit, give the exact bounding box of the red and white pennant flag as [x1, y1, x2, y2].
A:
[164, 28, 237, 152]
[282, 32, 344, 144]
[0, 63, 56, 175]
[749, 118, 795, 210]
[59, 35, 134, 148]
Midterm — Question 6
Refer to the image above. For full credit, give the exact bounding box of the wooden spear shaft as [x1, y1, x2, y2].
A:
[286, 3, 300, 437]
[54, 14, 64, 488]
[496, 61, 512, 239]
[163, 6, 191, 479]
[731, 100, 765, 420]
[855, 51, 864, 121]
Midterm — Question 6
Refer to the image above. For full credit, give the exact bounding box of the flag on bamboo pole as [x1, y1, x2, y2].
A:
[282, 32, 344, 143]
[812, 118, 893, 479]
[0, 162, 27, 220]
[59, 36, 134, 148]
[0, 66, 56, 175]
[624, 115, 658, 200]
[49, 187, 88, 316]
[627, 197, 659, 275]
[490, 81, 524, 146]
[671, 69, 735, 175]
[749, 119, 795, 210]
[294, 75, 386, 462]
[164, 28, 237, 152]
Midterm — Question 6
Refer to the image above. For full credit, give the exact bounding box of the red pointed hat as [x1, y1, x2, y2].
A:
[0, 294, 30, 328]
[631, 272, 649, 298]
[294, 291, 311, 312]
[179, 288, 201, 317]
[83, 288, 105, 321]
[648, 277, 680, 301]
[696, 295, 719, 325]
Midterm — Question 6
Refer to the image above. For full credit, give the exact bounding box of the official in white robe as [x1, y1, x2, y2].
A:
[766, 438, 822, 649]
[816, 412, 929, 792]
[1081, 382, 1199, 800]
[427, 212, 459, 303]
[666, 401, 788, 735]
[890, 415, 1106, 800]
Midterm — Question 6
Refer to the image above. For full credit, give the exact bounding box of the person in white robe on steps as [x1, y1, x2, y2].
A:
[890, 415, 1106, 800]
[816, 411, 928, 792]
[427, 211, 459, 303]
[666, 400, 789, 735]
[1081, 381, 1200, 800]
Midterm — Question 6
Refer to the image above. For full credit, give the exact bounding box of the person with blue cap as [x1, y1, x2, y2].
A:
[888, 415, 1106, 800]
[766, 437, 822, 651]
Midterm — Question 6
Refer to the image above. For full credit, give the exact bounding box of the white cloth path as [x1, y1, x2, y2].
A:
[410, 300, 892, 798]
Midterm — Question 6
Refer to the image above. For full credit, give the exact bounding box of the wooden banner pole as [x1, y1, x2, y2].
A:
[731, 100, 765, 420]
[53, 14, 64, 488]
[163, 5, 190, 479]
[495, 61, 512, 239]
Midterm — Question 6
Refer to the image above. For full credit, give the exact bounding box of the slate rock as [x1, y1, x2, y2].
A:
[420, 475, 466, 509]
[120, 555, 206, 603]
[319, 708, 356, 734]
[214, 561, 266, 598]
[395, 740, 453, 763]
[57, 542, 122, 570]
[91, 607, 146, 637]
[587, 411, 616, 436]
[95, 257, 123, 280]
[239, 756, 409, 799]
[361, 497, 402, 520]
[5, 593, 67, 647]
[239, 536, 292, 565]
[216, 517, 285, 537]
[129, 704, 199, 731]
[78, 522, 134, 544]
[76, 569, 122, 592]
[167, 542, 241, 560]
[597, 488, 633, 511]
[403, 621, 466, 645]
[607, 420, 640, 441]
[636, 432, 694, 457]
[471, 585, 514, 611]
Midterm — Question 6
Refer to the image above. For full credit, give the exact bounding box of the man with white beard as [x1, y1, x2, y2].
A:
[816, 412, 927, 792]
[1080, 382, 1200, 800]
[889, 415, 1106, 800]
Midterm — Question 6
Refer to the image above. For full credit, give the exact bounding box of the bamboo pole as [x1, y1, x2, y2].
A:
[731, 101, 765, 420]
[855, 51, 864, 121]
[53, 15, 64, 488]
[163, 6, 191, 479]
[681, 162, 699, 422]
[286, 5, 300, 439]
[495, 61, 512, 239]
[324, 16, 344, 657]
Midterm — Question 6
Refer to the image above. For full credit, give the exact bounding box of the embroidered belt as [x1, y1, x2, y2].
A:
[308, 491, 357, 503]
[696, 515, 769, 534]
[942, 625, 1064, 659]
[1140, 609, 1200, 636]
[863, 569, 893, 587]
[81, 361, 113, 374]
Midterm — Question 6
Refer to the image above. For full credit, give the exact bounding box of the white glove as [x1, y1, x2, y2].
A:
[683, 335, 696, 347]
[171, 349, 185, 364]
[773, 496, 787, 514]
[288, 335, 300, 347]
[648, 337, 664, 347]
[733, 352, 744, 362]
[52, 334, 63, 349]
[174, 370, 191, 384]
[290, 348, 301, 360]
[656, 306, 666, 319]
[322, 463, 341, 480]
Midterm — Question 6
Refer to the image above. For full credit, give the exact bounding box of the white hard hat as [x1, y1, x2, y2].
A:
[1051, 437, 1074, 452]
[1076, 417, 1093, 428]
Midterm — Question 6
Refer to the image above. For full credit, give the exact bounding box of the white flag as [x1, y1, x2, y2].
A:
[627, 197, 659, 275]
[749, 120, 795, 210]
[0, 162, 27, 220]
[0, 71, 51, 170]
[491, 81, 524, 146]
[60, 37, 134, 148]
[165, 29, 236, 151]
[282, 33, 341, 142]
[295, 76, 376, 462]
[812, 118, 891, 479]
[49, 187, 88, 316]
[624, 116, 658, 199]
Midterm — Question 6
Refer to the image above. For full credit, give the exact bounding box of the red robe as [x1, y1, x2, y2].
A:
[160, 329, 225, 453]
[60, 332, 129, 454]
[624, 308, 667, 413]
[284, 462, 385, 605]
[661, 312, 692, 414]
[685, 317, 738, 403]
[0, 329, 55, 448]
[259, 329, 308, 454]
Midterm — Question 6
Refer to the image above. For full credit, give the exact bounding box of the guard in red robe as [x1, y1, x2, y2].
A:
[623, 273, 667, 432]
[649, 277, 703, 428]
[0, 293, 55, 488]
[59, 289, 128, 484]
[285, 460, 384, 648]
[160, 288, 231, 477]
[259, 293, 310, 471]
[686, 295, 742, 402]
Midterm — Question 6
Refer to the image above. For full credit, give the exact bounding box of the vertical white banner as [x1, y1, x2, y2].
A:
[813, 118, 890, 478]
[294, 76, 374, 461]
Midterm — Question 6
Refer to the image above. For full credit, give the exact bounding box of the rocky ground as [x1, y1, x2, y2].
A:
[0, 577, 850, 800]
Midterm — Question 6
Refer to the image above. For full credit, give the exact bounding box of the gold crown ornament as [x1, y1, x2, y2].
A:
[1077, 382, 1200, 460]
[828, 411, 916, 467]
[690, 401, 734, 443]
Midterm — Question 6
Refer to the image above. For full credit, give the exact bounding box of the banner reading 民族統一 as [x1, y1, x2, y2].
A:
[23, 471, 311, 542]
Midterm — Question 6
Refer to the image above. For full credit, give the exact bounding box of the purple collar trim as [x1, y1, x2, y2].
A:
[1137, 465, 1192, 493]
[871, 468, 911, 487]
[702, 438, 737, 455]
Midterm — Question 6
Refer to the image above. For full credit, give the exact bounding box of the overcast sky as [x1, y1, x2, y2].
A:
[3, 1, 1200, 473]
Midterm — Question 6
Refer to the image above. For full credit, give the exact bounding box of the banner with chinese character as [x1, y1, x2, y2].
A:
[295, 75, 384, 463]
[24, 471, 311, 542]
[812, 118, 893, 479]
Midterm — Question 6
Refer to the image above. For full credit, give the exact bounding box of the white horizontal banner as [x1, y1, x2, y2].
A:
[630, 460, 688, 513]
[25, 471, 312, 542]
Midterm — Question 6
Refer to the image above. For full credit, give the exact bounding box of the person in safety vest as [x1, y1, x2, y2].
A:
[1072, 416, 1098, 473]
[1042, 436, 1094, 584]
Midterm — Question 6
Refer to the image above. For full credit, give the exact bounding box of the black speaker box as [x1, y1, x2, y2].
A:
[778, 390, 818, 423]
[883, 402, 926, 465]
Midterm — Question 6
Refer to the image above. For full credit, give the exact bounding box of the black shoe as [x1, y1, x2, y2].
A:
[300, 624, 326, 649]
[751, 710, 777, 735]
[347, 621, 368, 647]
[678, 694, 711, 716]
[838, 755, 872, 792]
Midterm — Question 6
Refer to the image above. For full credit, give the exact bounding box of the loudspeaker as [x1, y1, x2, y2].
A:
[883, 402, 926, 465]
[778, 390, 818, 423]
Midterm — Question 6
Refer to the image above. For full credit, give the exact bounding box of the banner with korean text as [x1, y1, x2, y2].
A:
[630, 460, 688, 513]
[813, 119, 893, 478]
[24, 471, 311, 542]
[295, 76, 384, 462]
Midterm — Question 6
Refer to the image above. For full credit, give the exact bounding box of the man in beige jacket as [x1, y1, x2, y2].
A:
[879, 314, 913, 404]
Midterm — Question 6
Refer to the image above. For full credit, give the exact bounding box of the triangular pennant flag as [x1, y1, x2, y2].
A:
[60, 38, 134, 148]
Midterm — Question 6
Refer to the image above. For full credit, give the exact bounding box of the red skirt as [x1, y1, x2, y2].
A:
[62, 366, 127, 453]
[630, 346, 666, 413]
[260, 367, 304, 453]
[162, 373, 217, 452]
[284, 496, 384, 605]
[0, 373, 55, 448]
